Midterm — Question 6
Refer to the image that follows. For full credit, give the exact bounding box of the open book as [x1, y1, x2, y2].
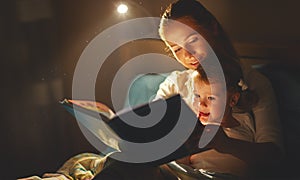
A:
[60, 94, 209, 166]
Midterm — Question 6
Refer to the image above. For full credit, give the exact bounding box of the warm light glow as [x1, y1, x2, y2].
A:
[117, 4, 128, 14]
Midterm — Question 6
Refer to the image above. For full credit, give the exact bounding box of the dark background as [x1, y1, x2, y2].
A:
[1, 0, 299, 179]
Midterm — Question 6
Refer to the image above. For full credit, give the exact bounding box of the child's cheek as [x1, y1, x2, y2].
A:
[192, 99, 200, 115]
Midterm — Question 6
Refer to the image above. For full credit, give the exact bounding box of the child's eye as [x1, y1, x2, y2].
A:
[208, 96, 216, 101]
[194, 94, 200, 98]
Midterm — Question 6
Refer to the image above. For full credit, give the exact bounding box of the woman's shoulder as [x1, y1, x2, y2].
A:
[240, 61, 272, 89]
[157, 69, 195, 99]
[166, 69, 195, 81]
[168, 69, 194, 76]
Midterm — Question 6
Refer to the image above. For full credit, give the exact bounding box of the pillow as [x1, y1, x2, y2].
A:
[124, 73, 169, 108]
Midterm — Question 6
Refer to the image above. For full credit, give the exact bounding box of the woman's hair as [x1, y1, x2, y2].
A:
[159, 0, 238, 60]
[194, 54, 258, 112]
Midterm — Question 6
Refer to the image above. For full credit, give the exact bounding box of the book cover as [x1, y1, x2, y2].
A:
[60, 94, 209, 165]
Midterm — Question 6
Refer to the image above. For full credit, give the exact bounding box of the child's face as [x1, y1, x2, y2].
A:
[192, 80, 231, 125]
[162, 17, 212, 70]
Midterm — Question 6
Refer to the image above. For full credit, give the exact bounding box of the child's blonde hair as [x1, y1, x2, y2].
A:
[193, 54, 258, 112]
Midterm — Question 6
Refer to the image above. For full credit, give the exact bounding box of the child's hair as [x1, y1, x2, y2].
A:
[159, 0, 237, 60]
[194, 53, 258, 112]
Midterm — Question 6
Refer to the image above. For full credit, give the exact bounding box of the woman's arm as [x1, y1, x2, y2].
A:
[206, 125, 283, 169]
[222, 137, 283, 167]
[242, 63, 283, 149]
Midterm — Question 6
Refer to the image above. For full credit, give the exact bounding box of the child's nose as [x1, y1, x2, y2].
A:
[199, 100, 208, 107]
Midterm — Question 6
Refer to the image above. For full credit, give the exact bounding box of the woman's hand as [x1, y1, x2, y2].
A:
[176, 155, 191, 166]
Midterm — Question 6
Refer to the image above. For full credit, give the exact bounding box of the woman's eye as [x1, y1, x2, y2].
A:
[188, 37, 198, 44]
[174, 47, 182, 53]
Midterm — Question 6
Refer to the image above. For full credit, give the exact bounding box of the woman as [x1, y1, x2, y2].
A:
[156, 0, 283, 176]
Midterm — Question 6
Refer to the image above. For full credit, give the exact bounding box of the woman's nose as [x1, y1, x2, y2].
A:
[183, 47, 196, 58]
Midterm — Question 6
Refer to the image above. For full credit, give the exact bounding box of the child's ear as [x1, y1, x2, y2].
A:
[230, 92, 240, 107]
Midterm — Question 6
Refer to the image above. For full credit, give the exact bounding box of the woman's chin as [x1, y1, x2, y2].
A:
[189, 64, 199, 70]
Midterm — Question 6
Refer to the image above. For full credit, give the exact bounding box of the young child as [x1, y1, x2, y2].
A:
[181, 58, 259, 177]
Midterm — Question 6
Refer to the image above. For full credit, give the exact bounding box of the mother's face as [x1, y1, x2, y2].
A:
[161, 17, 213, 70]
